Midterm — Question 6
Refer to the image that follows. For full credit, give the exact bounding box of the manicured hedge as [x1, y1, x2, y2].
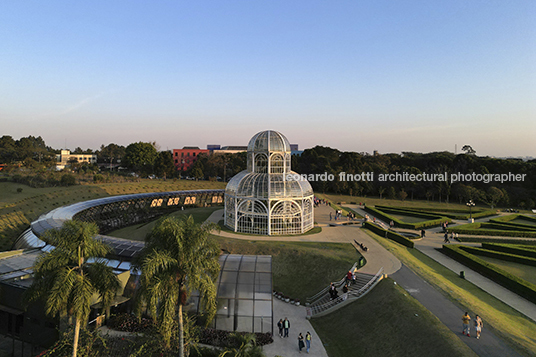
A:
[481, 243, 536, 259]
[457, 237, 536, 245]
[383, 206, 496, 220]
[363, 221, 414, 248]
[492, 214, 536, 225]
[374, 206, 443, 220]
[483, 222, 536, 232]
[488, 219, 536, 231]
[449, 222, 536, 238]
[363, 206, 449, 230]
[459, 246, 536, 267]
[441, 245, 536, 304]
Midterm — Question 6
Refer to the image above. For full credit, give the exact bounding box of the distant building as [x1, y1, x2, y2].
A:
[212, 146, 247, 154]
[56, 150, 97, 170]
[207, 145, 221, 152]
[173, 147, 209, 171]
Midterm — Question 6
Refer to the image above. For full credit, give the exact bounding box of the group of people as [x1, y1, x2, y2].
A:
[330, 209, 344, 221]
[354, 239, 368, 252]
[462, 312, 484, 339]
[277, 318, 312, 353]
[298, 332, 312, 353]
[313, 197, 329, 207]
[443, 232, 459, 243]
[276, 317, 291, 338]
[329, 282, 339, 300]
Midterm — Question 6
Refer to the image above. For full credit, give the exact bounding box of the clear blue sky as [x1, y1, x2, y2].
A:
[1, 0, 535, 157]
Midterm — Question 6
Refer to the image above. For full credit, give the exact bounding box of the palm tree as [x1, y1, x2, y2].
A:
[219, 333, 265, 357]
[135, 215, 220, 357]
[25, 220, 120, 357]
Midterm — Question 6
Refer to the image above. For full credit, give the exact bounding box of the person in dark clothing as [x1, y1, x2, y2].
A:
[277, 319, 284, 338]
[284, 317, 290, 337]
[298, 333, 305, 353]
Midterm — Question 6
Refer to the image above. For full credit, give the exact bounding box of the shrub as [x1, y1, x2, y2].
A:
[459, 245, 536, 267]
[199, 328, 273, 347]
[481, 243, 536, 259]
[16, 187, 23, 193]
[363, 206, 449, 230]
[362, 221, 414, 248]
[441, 245, 536, 304]
[107, 313, 155, 333]
[450, 222, 536, 238]
[60, 174, 76, 186]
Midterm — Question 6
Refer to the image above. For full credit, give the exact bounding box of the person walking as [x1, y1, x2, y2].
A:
[305, 331, 312, 353]
[342, 283, 349, 301]
[283, 317, 290, 338]
[475, 315, 484, 339]
[277, 319, 283, 338]
[298, 333, 305, 353]
[462, 312, 471, 337]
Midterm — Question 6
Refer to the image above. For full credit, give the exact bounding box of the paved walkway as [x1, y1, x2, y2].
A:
[263, 299, 329, 357]
[344, 204, 536, 322]
[209, 204, 536, 356]
[391, 265, 524, 357]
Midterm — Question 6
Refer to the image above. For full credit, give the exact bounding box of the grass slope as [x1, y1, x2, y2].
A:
[212, 237, 360, 302]
[364, 230, 536, 356]
[311, 277, 477, 357]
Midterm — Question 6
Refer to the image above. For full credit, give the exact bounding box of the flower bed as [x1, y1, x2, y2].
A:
[107, 313, 155, 333]
[199, 328, 273, 347]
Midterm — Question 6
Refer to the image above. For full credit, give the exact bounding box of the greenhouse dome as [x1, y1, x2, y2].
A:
[224, 130, 314, 235]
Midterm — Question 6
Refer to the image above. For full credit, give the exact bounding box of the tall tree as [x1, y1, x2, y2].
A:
[135, 216, 220, 356]
[25, 220, 120, 357]
[124, 142, 158, 174]
[154, 150, 176, 179]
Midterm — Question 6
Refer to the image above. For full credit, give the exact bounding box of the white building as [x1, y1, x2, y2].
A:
[56, 150, 97, 170]
[224, 130, 314, 235]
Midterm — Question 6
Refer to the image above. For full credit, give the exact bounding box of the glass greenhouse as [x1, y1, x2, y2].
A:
[224, 130, 314, 235]
[187, 254, 273, 334]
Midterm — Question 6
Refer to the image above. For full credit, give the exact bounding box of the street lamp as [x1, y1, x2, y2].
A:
[466, 199, 475, 223]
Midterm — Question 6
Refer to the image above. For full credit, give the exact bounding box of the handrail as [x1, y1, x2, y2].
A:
[306, 261, 358, 304]
[307, 267, 383, 316]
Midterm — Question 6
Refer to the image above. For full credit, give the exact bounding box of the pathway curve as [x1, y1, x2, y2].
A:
[207, 204, 532, 356]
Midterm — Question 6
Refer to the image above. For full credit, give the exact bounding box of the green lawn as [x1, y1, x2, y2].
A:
[319, 193, 480, 210]
[387, 213, 431, 223]
[477, 255, 536, 286]
[107, 206, 221, 241]
[364, 230, 536, 356]
[511, 218, 536, 227]
[311, 277, 478, 357]
[212, 237, 361, 302]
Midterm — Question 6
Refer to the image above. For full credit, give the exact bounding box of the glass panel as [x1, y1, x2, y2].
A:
[218, 283, 236, 299]
[236, 299, 253, 316]
[237, 284, 254, 299]
[220, 271, 238, 284]
[254, 301, 272, 318]
[236, 316, 253, 332]
[216, 298, 234, 316]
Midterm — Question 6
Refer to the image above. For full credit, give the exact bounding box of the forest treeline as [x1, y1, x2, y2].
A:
[1, 135, 534, 209]
[293, 146, 536, 209]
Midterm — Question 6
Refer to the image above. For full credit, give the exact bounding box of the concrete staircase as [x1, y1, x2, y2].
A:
[306, 267, 384, 318]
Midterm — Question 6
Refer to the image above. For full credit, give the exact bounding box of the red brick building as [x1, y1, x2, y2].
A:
[173, 147, 209, 171]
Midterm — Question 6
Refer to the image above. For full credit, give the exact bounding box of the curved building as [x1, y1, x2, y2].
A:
[224, 130, 314, 235]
